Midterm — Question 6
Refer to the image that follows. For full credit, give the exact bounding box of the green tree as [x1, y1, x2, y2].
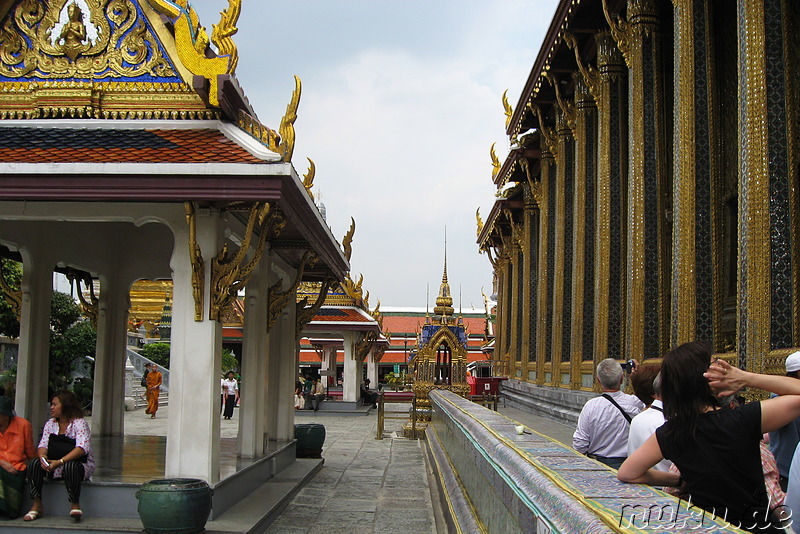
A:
[222, 348, 238, 375]
[0, 259, 22, 338]
[50, 291, 81, 334]
[49, 319, 96, 392]
[140, 342, 171, 368]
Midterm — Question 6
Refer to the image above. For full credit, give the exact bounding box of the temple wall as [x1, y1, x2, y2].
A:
[482, 0, 800, 397]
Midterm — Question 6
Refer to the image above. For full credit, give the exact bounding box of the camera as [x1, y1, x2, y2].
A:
[620, 359, 636, 373]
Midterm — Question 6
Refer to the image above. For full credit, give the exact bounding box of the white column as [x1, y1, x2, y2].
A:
[15, 250, 53, 429]
[165, 213, 222, 483]
[342, 332, 359, 402]
[91, 274, 131, 436]
[274, 303, 297, 441]
[238, 256, 269, 458]
[367, 348, 378, 386]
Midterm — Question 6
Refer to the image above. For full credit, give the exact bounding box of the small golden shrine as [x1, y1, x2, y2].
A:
[405, 258, 469, 437]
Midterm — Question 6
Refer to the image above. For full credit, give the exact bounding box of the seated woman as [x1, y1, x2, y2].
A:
[618, 341, 800, 533]
[0, 396, 35, 518]
[24, 390, 95, 522]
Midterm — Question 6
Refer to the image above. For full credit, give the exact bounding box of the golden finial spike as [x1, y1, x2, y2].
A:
[476, 208, 484, 239]
[502, 89, 513, 129]
[302, 157, 315, 200]
[490, 142, 501, 179]
[342, 217, 356, 263]
[278, 75, 302, 162]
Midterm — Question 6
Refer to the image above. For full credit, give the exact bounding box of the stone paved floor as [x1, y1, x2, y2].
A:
[266, 406, 437, 534]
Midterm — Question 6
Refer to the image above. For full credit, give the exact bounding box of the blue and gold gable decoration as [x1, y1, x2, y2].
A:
[0, 0, 242, 118]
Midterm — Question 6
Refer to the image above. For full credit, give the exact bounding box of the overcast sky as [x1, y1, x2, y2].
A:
[192, 0, 560, 309]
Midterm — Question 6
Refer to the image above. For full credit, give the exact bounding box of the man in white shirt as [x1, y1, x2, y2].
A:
[627, 372, 672, 472]
[573, 358, 644, 469]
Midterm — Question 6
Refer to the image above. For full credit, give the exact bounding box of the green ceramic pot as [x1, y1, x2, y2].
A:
[136, 478, 212, 534]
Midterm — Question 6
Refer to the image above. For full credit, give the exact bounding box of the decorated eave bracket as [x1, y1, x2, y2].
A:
[65, 270, 99, 328]
[295, 275, 335, 340]
[267, 249, 317, 331]
[0, 260, 21, 320]
[185, 201, 285, 322]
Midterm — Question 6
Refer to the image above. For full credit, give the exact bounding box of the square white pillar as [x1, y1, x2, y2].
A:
[342, 332, 359, 402]
[15, 253, 53, 429]
[238, 257, 269, 458]
[91, 275, 131, 436]
[165, 213, 222, 483]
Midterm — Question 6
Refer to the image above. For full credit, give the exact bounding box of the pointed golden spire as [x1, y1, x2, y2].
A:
[433, 231, 454, 321]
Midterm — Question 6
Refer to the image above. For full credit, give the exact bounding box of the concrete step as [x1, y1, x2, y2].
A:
[0, 447, 321, 533]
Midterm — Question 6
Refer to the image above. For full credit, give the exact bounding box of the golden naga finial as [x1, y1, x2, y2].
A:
[342, 272, 365, 305]
[502, 89, 513, 129]
[149, 0, 240, 106]
[476, 208, 484, 239]
[211, 0, 241, 74]
[490, 143, 501, 179]
[273, 75, 301, 162]
[302, 158, 315, 200]
[342, 217, 356, 263]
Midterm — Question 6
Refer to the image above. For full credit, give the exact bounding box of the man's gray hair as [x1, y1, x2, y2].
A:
[596, 358, 624, 389]
[653, 372, 662, 396]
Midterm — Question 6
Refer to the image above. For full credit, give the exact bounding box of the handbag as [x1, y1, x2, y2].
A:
[47, 433, 87, 463]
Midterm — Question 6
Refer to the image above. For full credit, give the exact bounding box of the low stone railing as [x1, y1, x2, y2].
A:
[426, 390, 745, 533]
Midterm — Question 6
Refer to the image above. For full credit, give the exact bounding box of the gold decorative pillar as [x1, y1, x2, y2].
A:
[536, 127, 557, 385]
[551, 103, 576, 385]
[503, 248, 514, 369]
[671, 0, 720, 347]
[737, 0, 798, 372]
[591, 31, 628, 363]
[493, 250, 508, 369]
[607, 0, 671, 359]
[522, 182, 541, 381]
[569, 74, 598, 389]
[507, 241, 521, 369]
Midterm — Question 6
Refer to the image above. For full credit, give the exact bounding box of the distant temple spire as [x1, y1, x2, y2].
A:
[433, 232, 454, 322]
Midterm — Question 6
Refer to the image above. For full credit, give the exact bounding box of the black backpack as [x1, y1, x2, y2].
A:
[141, 370, 149, 388]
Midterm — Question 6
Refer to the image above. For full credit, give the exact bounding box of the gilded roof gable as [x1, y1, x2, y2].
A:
[0, 0, 241, 119]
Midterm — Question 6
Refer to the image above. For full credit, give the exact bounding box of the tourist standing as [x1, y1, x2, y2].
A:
[573, 358, 644, 469]
[145, 364, 162, 419]
[221, 371, 239, 420]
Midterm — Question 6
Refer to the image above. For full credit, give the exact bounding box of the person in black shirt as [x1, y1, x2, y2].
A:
[618, 341, 800, 533]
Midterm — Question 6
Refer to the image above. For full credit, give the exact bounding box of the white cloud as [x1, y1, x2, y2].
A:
[192, 0, 559, 306]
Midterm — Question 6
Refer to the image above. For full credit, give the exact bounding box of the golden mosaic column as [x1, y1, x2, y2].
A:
[592, 32, 628, 363]
[522, 183, 541, 381]
[537, 140, 557, 385]
[671, 0, 721, 348]
[737, 0, 799, 373]
[551, 106, 576, 385]
[507, 242, 521, 373]
[569, 75, 598, 389]
[608, 0, 670, 360]
[493, 252, 508, 368]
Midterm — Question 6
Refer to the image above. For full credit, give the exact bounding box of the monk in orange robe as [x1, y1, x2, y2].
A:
[145, 365, 163, 419]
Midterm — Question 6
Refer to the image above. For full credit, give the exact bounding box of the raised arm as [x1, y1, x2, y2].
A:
[706, 359, 800, 432]
[705, 359, 800, 397]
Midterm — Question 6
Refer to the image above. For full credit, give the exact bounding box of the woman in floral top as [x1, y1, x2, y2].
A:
[23, 390, 94, 522]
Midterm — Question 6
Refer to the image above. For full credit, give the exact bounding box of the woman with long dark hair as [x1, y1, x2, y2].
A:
[618, 341, 800, 533]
